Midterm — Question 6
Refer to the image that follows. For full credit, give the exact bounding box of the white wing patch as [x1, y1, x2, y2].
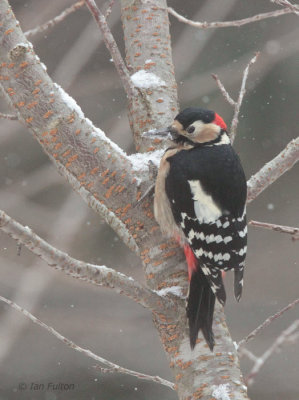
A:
[188, 180, 222, 223]
[238, 226, 247, 237]
[238, 246, 247, 256]
[194, 248, 231, 262]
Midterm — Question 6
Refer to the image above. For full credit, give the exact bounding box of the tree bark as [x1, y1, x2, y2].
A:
[121, 0, 178, 151]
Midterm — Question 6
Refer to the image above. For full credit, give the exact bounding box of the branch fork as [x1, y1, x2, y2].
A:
[212, 52, 260, 142]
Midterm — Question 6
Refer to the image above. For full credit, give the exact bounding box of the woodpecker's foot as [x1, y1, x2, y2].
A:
[148, 160, 158, 181]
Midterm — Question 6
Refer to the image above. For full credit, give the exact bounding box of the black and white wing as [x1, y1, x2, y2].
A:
[165, 144, 247, 304]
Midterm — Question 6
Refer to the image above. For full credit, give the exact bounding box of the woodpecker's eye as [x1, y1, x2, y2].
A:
[186, 126, 195, 134]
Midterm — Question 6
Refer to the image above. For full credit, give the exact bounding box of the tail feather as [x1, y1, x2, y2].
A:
[187, 267, 215, 351]
[234, 267, 244, 302]
[201, 265, 226, 306]
[200, 286, 215, 350]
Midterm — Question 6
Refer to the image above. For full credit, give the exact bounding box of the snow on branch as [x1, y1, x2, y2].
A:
[168, 6, 293, 29]
[212, 52, 260, 143]
[212, 383, 231, 400]
[238, 298, 299, 348]
[131, 70, 166, 89]
[0, 295, 175, 390]
[247, 137, 299, 202]
[0, 210, 171, 313]
[85, 0, 135, 99]
[25, 1, 85, 38]
[249, 220, 299, 240]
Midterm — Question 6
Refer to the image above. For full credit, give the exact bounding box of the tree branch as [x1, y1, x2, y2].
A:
[230, 52, 260, 142]
[0, 0, 146, 253]
[24, 0, 115, 39]
[0, 295, 175, 390]
[245, 320, 299, 385]
[212, 57, 298, 202]
[247, 137, 299, 202]
[84, 0, 135, 99]
[211, 74, 235, 106]
[212, 53, 260, 142]
[168, 6, 293, 29]
[181, 26, 299, 105]
[121, 0, 178, 150]
[239, 348, 259, 363]
[249, 220, 299, 240]
[238, 298, 299, 348]
[25, 1, 85, 38]
[0, 112, 18, 120]
[271, 0, 299, 15]
[0, 209, 171, 313]
[93, 365, 174, 389]
[103, 0, 116, 19]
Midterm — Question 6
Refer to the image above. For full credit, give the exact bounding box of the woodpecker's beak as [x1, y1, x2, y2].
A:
[143, 126, 179, 141]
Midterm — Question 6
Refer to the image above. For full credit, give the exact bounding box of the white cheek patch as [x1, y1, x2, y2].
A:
[191, 120, 205, 132]
[188, 180, 222, 223]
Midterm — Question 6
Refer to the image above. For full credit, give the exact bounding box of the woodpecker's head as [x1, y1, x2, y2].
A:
[169, 107, 228, 145]
[147, 107, 229, 146]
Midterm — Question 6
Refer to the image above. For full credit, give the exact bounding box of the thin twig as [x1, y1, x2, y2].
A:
[238, 298, 299, 348]
[168, 6, 293, 29]
[0, 112, 18, 120]
[213, 54, 259, 142]
[0, 209, 171, 313]
[93, 365, 174, 389]
[25, 1, 85, 38]
[104, 0, 115, 18]
[211, 74, 235, 106]
[247, 137, 299, 202]
[239, 348, 259, 363]
[84, 0, 135, 99]
[0, 295, 175, 390]
[245, 320, 299, 385]
[24, 0, 114, 39]
[271, 0, 299, 15]
[249, 220, 299, 240]
[230, 52, 260, 141]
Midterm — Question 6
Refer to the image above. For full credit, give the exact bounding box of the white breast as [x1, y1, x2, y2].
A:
[188, 180, 222, 223]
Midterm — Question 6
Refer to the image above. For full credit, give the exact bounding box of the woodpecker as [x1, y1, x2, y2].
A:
[152, 107, 247, 351]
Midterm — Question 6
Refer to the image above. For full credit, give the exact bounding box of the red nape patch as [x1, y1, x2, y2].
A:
[213, 113, 227, 131]
[183, 245, 197, 281]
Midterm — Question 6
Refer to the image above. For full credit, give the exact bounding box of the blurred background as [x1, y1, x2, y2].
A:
[0, 0, 298, 399]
